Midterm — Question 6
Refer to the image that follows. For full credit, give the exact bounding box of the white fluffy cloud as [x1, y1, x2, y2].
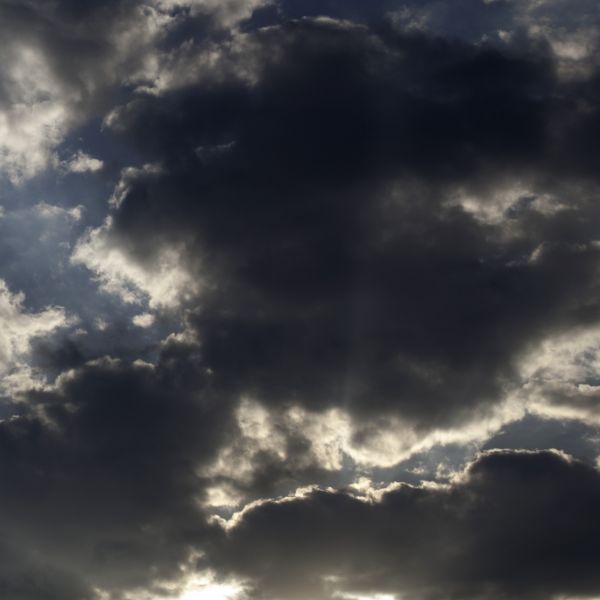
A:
[0, 279, 70, 395]
[518, 324, 600, 423]
[132, 312, 156, 328]
[71, 163, 200, 310]
[0, 3, 185, 184]
[201, 396, 524, 509]
[58, 151, 104, 174]
[0, 44, 70, 184]
[72, 216, 198, 310]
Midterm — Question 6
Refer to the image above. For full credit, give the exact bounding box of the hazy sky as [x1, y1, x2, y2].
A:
[1, 1, 600, 599]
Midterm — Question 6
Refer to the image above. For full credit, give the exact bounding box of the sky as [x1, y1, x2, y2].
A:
[1, 0, 600, 598]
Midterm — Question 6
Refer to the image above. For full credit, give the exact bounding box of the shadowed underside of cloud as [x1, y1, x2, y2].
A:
[93, 19, 600, 434]
[210, 450, 600, 600]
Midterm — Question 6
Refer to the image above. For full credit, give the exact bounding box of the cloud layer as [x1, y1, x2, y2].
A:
[0, 1, 599, 599]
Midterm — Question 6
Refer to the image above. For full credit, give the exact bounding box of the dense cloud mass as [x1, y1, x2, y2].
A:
[97, 17, 600, 432]
[0, 339, 230, 597]
[0, 0, 600, 598]
[210, 450, 600, 600]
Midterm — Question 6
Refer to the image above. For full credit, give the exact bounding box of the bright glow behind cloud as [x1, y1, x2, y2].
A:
[179, 582, 245, 600]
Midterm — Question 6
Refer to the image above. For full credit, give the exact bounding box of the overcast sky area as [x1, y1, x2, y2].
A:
[1, 0, 600, 598]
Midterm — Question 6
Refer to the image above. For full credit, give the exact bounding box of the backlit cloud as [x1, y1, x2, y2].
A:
[0, 1, 599, 598]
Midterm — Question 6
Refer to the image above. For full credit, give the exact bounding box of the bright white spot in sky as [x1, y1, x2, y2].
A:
[179, 580, 244, 600]
[93, 577, 245, 600]
[95, 317, 109, 331]
[132, 312, 156, 328]
[60, 150, 104, 173]
[336, 593, 396, 600]
[72, 216, 198, 309]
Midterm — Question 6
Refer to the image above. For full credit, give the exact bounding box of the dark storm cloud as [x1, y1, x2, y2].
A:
[0, 336, 232, 597]
[111, 22, 556, 179]
[101, 19, 600, 431]
[0, 539, 95, 600]
[209, 450, 600, 600]
[2, 1, 600, 599]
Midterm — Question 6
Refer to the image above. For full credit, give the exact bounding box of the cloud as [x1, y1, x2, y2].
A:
[59, 151, 104, 174]
[386, 0, 600, 76]
[72, 216, 198, 309]
[132, 312, 156, 328]
[154, 0, 271, 29]
[0, 279, 70, 395]
[209, 450, 600, 600]
[0, 539, 95, 600]
[1, 2, 600, 599]
[0, 336, 234, 597]
[0, 0, 263, 184]
[97, 18, 600, 438]
[514, 322, 600, 423]
[0, 2, 123, 182]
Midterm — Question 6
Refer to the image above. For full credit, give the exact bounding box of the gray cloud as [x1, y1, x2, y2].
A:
[0, 1, 600, 598]
[93, 19, 600, 436]
[210, 450, 600, 600]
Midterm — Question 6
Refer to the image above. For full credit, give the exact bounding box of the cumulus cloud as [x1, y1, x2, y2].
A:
[59, 151, 104, 174]
[98, 17, 600, 437]
[0, 0, 261, 183]
[0, 338, 233, 598]
[209, 450, 600, 600]
[387, 0, 600, 78]
[72, 216, 198, 309]
[0, 279, 70, 395]
[515, 323, 600, 423]
[0, 41, 69, 183]
[201, 396, 524, 510]
[132, 312, 156, 328]
[154, 0, 271, 28]
[0, 1, 600, 599]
